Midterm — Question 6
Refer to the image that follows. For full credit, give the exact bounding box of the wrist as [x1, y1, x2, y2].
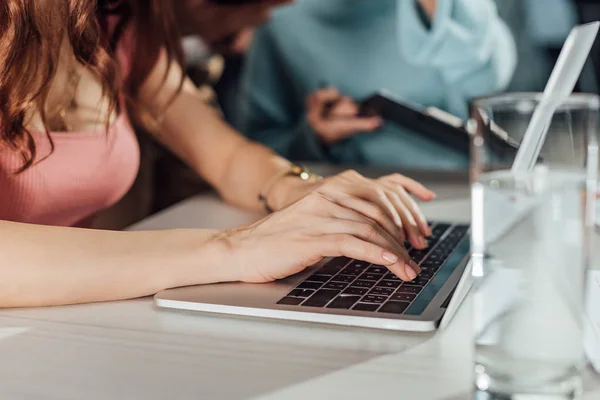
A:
[258, 164, 322, 212]
[163, 229, 241, 288]
[268, 175, 318, 211]
[204, 226, 263, 283]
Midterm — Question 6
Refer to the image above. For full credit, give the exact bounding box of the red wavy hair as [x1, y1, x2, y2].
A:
[0, 0, 184, 172]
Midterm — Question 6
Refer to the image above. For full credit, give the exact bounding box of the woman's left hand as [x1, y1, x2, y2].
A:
[269, 170, 436, 249]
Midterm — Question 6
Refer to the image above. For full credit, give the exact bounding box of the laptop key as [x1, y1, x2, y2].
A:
[433, 223, 451, 235]
[367, 265, 388, 274]
[331, 274, 355, 283]
[277, 296, 304, 306]
[351, 279, 377, 288]
[397, 285, 422, 294]
[445, 234, 461, 243]
[348, 260, 370, 269]
[383, 273, 401, 282]
[342, 266, 364, 276]
[297, 281, 322, 290]
[391, 293, 417, 302]
[379, 301, 410, 314]
[419, 267, 440, 275]
[363, 295, 388, 304]
[319, 265, 344, 276]
[409, 249, 427, 257]
[419, 270, 435, 280]
[325, 257, 351, 268]
[289, 289, 315, 298]
[453, 225, 469, 236]
[409, 250, 428, 263]
[324, 282, 348, 290]
[422, 259, 443, 268]
[377, 280, 401, 289]
[359, 273, 384, 281]
[426, 236, 440, 247]
[410, 276, 430, 286]
[427, 253, 444, 262]
[420, 266, 438, 275]
[369, 287, 394, 296]
[353, 303, 380, 312]
[436, 245, 453, 254]
[302, 289, 341, 307]
[306, 274, 331, 283]
[447, 230, 465, 240]
[327, 295, 361, 309]
[343, 287, 368, 296]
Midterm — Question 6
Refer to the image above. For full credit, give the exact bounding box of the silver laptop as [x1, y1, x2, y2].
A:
[155, 222, 473, 332]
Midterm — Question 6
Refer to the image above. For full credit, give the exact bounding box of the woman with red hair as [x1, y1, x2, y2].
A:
[0, 0, 435, 307]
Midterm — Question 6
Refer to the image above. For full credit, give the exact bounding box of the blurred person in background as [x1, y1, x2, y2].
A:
[173, 0, 293, 124]
[239, 0, 517, 170]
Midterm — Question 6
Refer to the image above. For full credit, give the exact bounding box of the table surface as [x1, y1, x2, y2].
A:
[1, 168, 599, 400]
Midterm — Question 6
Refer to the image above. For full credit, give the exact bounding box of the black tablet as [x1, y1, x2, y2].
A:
[358, 91, 520, 157]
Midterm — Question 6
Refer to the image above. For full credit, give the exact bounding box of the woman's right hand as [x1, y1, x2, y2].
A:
[221, 174, 423, 284]
[306, 87, 382, 144]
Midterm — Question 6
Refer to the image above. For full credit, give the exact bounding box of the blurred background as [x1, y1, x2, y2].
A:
[94, 0, 600, 229]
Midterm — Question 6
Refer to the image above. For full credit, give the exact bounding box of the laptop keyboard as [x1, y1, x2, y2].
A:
[277, 223, 469, 314]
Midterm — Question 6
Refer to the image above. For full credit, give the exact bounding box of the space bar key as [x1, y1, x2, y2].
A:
[303, 289, 341, 307]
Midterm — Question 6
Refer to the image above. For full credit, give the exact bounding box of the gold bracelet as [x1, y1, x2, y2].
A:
[258, 164, 321, 213]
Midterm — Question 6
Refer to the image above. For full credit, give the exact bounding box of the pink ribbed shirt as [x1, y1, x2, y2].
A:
[0, 112, 140, 227]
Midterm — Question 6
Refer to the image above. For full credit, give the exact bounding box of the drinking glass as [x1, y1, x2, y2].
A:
[469, 93, 600, 399]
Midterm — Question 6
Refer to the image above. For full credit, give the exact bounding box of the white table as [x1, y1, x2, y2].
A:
[1, 172, 598, 399]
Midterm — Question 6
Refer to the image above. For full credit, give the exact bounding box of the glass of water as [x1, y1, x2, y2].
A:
[468, 93, 600, 399]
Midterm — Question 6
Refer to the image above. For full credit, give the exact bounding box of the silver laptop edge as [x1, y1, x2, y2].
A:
[155, 225, 471, 332]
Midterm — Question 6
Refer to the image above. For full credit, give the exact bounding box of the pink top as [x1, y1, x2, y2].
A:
[0, 26, 140, 227]
[0, 115, 139, 227]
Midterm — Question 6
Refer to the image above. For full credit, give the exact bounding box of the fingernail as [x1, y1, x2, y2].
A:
[382, 251, 398, 264]
[420, 237, 428, 248]
[405, 264, 418, 280]
[411, 260, 421, 274]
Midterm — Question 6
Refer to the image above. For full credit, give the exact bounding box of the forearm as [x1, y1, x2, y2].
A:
[0, 221, 232, 307]
[140, 51, 304, 212]
[154, 87, 291, 211]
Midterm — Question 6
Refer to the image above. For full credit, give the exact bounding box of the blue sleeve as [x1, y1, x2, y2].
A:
[239, 25, 329, 162]
[398, 0, 517, 117]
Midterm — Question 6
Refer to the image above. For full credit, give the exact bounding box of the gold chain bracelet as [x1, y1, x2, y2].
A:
[258, 164, 322, 213]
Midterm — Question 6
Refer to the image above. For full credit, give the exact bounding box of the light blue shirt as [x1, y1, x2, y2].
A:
[239, 0, 517, 169]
